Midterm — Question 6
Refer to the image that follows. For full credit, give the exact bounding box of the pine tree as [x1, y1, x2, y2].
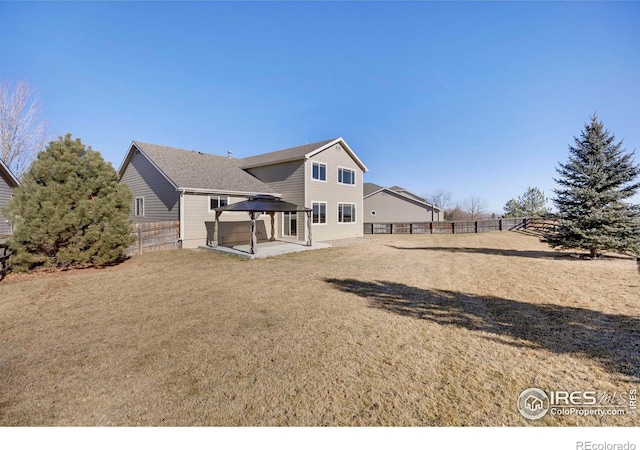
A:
[3, 134, 135, 271]
[503, 187, 550, 218]
[544, 115, 640, 258]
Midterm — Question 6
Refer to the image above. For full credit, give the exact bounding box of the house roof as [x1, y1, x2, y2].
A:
[119, 141, 279, 195]
[389, 185, 427, 203]
[239, 137, 368, 172]
[363, 182, 384, 197]
[363, 182, 442, 211]
[0, 159, 20, 188]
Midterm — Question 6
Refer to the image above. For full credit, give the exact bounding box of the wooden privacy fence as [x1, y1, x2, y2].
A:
[125, 221, 180, 256]
[364, 218, 558, 235]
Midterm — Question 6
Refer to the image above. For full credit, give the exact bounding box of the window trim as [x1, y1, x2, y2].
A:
[208, 195, 229, 212]
[337, 202, 357, 224]
[134, 197, 145, 217]
[311, 161, 327, 182]
[337, 166, 356, 186]
[311, 201, 327, 225]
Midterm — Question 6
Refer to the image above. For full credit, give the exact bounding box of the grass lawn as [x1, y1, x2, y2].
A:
[0, 232, 638, 426]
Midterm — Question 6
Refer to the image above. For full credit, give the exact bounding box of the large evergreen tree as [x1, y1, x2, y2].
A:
[544, 115, 640, 257]
[3, 134, 134, 270]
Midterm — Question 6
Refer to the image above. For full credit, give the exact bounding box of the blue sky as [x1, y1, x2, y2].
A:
[2, 1, 639, 214]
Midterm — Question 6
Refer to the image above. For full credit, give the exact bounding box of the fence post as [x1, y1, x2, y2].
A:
[409, 223, 413, 234]
[137, 226, 142, 255]
[390, 223, 394, 234]
[452, 222, 455, 234]
[430, 222, 433, 234]
[499, 219, 503, 231]
[475, 221, 478, 233]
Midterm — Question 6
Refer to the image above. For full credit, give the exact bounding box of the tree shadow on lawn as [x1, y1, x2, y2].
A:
[386, 245, 634, 261]
[385, 245, 563, 259]
[324, 278, 640, 381]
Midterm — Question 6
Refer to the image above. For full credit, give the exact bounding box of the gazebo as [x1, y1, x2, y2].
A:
[212, 195, 313, 254]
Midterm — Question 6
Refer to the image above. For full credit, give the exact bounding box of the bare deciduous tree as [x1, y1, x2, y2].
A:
[426, 189, 452, 210]
[0, 80, 49, 179]
[444, 203, 466, 221]
[463, 196, 489, 220]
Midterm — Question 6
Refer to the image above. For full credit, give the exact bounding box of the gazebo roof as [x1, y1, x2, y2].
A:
[214, 195, 311, 213]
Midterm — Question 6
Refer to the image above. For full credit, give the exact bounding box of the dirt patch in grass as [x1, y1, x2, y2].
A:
[0, 232, 638, 426]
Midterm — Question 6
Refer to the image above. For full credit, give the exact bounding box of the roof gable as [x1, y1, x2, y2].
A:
[240, 137, 368, 172]
[118, 141, 278, 195]
[0, 159, 20, 188]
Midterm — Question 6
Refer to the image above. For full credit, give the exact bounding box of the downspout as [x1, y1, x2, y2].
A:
[303, 158, 308, 243]
[178, 189, 185, 247]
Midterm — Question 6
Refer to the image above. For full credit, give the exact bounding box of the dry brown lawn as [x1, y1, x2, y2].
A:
[0, 232, 638, 426]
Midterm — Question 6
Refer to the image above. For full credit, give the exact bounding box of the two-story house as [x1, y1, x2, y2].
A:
[118, 138, 367, 248]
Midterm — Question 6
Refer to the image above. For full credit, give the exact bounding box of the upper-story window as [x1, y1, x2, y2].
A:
[209, 195, 229, 211]
[134, 197, 145, 217]
[312, 162, 327, 181]
[338, 167, 356, 185]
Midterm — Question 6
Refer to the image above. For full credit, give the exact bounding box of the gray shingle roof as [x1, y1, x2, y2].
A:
[132, 141, 278, 194]
[389, 185, 427, 203]
[363, 182, 384, 197]
[239, 138, 339, 169]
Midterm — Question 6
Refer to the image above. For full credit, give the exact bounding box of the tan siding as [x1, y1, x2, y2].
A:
[0, 175, 13, 235]
[245, 161, 304, 205]
[306, 143, 364, 241]
[246, 161, 304, 238]
[183, 193, 271, 248]
[120, 150, 179, 222]
[243, 142, 366, 242]
[364, 191, 442, 223]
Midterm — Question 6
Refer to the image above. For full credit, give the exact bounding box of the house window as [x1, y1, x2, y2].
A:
[312, 202, 327, 224]
[312, 162, 327, 181]
[134, 197, 144, 217]
[209, 195, 228, 211]
[338, 203, 356, 223]
[338, 167, 356, 185]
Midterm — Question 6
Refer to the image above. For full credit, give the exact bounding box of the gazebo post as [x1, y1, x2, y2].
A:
[249, 211, 258, 254]
[306, 210, 312, 247]
[269, 212, 275, 241]
[212, 211, 222, 246]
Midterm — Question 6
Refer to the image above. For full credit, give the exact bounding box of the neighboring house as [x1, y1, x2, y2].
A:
[118, 138, 367, 248]
[363, 183, 443, 223]
[0, 159, 20, 236]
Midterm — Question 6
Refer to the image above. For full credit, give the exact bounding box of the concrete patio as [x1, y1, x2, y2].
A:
[199, 240, 331, 259]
